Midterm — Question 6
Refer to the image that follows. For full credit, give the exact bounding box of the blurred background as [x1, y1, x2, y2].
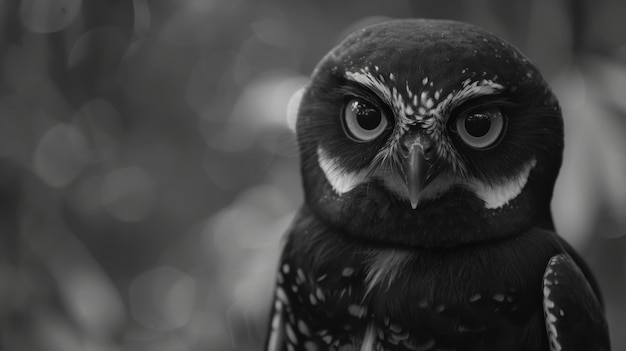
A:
[0, 0, 625, 350]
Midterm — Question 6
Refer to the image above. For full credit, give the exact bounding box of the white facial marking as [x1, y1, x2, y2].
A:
[317, 146, 367, 194]
[469, 158, 537, 209]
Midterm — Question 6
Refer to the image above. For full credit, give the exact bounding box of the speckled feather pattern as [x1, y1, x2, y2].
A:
[266, 209, 600, 351]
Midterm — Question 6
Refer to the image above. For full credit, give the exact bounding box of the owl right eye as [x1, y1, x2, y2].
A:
[342, 98, 388, 142]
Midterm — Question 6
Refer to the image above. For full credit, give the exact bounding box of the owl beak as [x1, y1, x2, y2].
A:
[402, 137, 429, 210]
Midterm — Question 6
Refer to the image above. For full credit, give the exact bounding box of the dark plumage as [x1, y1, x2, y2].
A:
[266, 19, 610, 351]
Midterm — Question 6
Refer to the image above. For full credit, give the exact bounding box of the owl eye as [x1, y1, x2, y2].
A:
[454, 107, 505, 149]
[342, 98, 388, 142]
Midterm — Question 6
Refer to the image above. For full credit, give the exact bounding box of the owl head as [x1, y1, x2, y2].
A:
[290, 19, 563, 248]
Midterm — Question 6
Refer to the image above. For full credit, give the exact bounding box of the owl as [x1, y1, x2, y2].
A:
[266, 19, 610, 351]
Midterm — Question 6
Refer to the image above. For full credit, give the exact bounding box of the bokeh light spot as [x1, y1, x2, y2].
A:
[101, 167, 156, 222]
[33, 123, 89, 188]
[20, 0, 82, 34]
[58, 268, 125, 337]
[129, 266, 197, 331]
[68, 26, 128, 69]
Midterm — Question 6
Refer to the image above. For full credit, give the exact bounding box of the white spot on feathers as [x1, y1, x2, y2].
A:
[543, 257, 563, 351]
[304, 341, 318, 351]
[276, 287, 288, 303]
[267, 300, 285, 351]
[298, 319, 311, 336]
[286, 323, 298, 344]
[342, 267, 355, 277]
[390, 331, 409, 341]
[315, 287, 325, 301]
[389, 323, 402, 333]
[297, 268, 306, 283]
[322, 335, 333, 344]
[309, 293, 318, 305]
[348, 304, 368, 318]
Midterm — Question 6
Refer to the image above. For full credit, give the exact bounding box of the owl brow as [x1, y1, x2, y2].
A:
[343, 69, 413, 120]
[436, 79, 505, 117]
[336, 82, 391, 114]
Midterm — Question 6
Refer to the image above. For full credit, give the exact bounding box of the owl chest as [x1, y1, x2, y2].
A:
[278, 228, 549, 350]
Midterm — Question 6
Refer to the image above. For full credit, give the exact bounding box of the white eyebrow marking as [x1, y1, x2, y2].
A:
[343, 68, 417, 131]
[468, 158, 537, 209]
[317, 146, 367, 194]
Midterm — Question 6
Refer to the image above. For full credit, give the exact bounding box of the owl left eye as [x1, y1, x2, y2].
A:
[454, 107, 506, 149]
[342, 98, 388, 142]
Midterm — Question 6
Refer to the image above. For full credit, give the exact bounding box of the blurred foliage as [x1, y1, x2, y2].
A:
[0, 0, 625, 350]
